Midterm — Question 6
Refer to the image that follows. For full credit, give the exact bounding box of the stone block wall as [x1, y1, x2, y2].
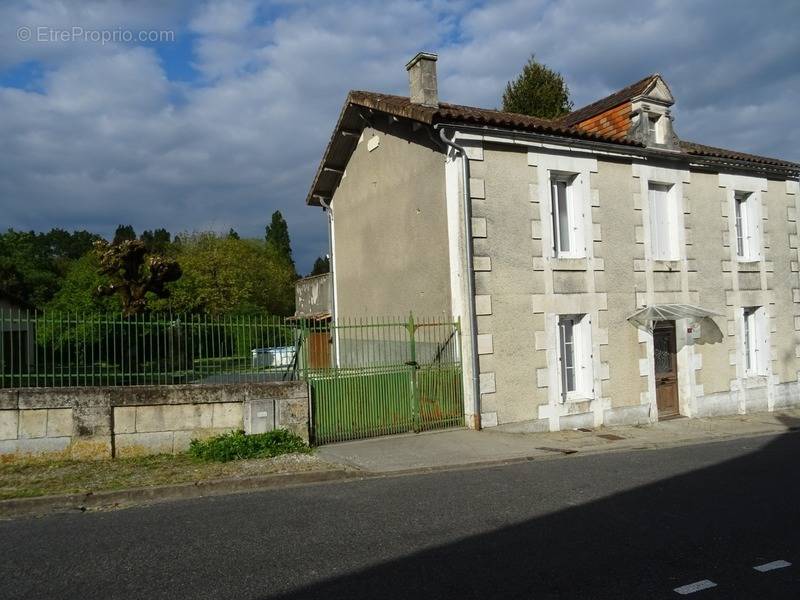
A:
[0, 382, 309, 459]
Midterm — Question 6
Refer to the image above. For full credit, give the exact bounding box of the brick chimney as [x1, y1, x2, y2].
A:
[405, 52, 438, 107]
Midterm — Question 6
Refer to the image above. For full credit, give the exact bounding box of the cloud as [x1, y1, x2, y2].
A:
[0, 0, 798, 274]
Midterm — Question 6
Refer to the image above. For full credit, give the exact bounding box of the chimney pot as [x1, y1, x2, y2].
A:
[405, 52, 438, 108]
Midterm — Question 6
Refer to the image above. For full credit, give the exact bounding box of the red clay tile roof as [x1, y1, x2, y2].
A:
[559, 74, 660, 127]
[307, 83, 799, 205]
[348, 90, 643, 146]
[680, 140, 799, 170]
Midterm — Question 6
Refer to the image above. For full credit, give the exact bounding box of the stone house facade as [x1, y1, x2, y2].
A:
[305, 52, 800, 431]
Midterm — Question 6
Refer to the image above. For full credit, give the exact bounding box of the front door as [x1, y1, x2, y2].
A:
[653, 321, 679, 418]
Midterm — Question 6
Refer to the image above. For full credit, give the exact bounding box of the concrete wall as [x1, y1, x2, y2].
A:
[0, 382, 309, 458]
[450, 131, 800, 430]
[331, 117, 451, 318]
[295, 273, 331, 318]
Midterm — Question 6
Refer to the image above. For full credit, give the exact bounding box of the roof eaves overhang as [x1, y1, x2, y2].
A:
[685, 154, 800, 180]
[433, 122, 650, 160]
[442, 122, 800, 179]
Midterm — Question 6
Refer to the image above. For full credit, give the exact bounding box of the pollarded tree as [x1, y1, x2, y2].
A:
[501, 55, 573, 119]
[93, 239, 182, 316]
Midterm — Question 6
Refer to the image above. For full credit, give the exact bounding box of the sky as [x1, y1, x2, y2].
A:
[1, 0, 798, 274]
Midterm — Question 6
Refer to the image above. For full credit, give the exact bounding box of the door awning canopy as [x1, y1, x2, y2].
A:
[626, 304, 724, 343]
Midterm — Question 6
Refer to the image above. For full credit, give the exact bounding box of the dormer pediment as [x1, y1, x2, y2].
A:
[637, 76, 674, 106]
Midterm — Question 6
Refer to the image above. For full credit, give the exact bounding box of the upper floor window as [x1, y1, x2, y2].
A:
[550, 173, 584, 258]
[734, 191, 760, 261]
[648, 182, 679, 260]
[557, 314, 593, 402]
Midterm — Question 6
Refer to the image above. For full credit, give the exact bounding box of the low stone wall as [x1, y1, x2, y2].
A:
[0, 382, 309, 459]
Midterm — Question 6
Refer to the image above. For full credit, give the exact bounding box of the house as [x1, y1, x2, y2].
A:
[305, 52, 800, 432]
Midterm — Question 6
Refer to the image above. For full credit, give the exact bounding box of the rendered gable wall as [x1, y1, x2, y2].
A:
[330, 119, 452, 318]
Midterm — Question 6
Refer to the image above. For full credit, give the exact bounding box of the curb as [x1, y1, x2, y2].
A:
[3, 427, 796, 520]
[0, 468, 366, 519]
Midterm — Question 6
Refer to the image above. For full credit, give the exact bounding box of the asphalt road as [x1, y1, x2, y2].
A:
[2, 431, 799, 599]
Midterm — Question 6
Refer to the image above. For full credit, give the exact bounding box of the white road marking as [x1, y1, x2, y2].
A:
[753, 560, 792, 572]
[674, 580, 717, 595]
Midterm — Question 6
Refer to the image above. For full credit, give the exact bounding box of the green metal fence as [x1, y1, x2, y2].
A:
[303, 315, 464, 444]
[1, 309, 466, 445]
[0, 309, 296, 388]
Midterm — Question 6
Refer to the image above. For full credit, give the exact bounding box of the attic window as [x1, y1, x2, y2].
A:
[648, 114, 664, 144]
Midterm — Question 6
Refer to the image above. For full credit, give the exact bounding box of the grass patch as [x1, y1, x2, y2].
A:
[189, 429, 311, 462]
[0, 448, 330, 502]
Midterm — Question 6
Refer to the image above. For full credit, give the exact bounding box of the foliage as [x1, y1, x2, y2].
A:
[0, 228, 101, 308]
[140, 228, 172, 253]
[166, 232, 295, 316]
[501, 55, 573, 119]
[265, 210, 296, 274]
[94, 239, 182, 316]
[188, 429, 311, 462]
[1, 217, 298, 317]
[113, 224, 136, 244]
[309, 256, 330, 276]
[45, 253, 120, 314]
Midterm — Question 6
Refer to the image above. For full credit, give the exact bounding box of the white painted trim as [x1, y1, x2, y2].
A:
[530, 151, 597, 260]
[444, 145, 476, 421]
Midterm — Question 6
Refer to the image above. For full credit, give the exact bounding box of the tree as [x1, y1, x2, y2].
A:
[0, 229, 62, 308]
[166, 233, 295, 316]
[140, 228, 171, 253]
[45, 252, 120, 314]
[227, 228, 240, 240]
[113, 224, 136, 244]
[501, 55, 573, 119]
[0, 228, 105, 309]
[94, 239, 182, 316]
[265, 211, 295, 273]
[309, 256, 330, 276]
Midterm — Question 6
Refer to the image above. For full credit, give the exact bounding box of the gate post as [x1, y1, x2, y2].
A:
[407, 312, 420, 432]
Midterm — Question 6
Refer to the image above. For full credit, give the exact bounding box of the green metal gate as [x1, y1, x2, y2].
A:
[302, 315, 465, 444]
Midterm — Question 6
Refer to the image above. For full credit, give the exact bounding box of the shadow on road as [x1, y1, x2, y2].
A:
[268, 418, 800, 600]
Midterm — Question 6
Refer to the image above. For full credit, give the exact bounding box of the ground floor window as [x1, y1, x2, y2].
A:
[742, 306, 768, 376]
[557, 314, 593, 402]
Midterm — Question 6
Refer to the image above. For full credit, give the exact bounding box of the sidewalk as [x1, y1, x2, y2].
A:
[317, 409, 800, 473]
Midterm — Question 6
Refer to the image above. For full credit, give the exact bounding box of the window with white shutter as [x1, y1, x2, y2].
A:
[648, 182, 677, 260]
[557, 314, 593, 401]
[550, 173, 585, 258]
[734, 191, 760, 261]
[742, 306, 768, 376]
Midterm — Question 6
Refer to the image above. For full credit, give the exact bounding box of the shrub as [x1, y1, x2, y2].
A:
[188, 429, 311, 462]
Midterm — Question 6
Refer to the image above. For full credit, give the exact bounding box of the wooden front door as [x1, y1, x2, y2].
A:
[653, 321, 679, 418]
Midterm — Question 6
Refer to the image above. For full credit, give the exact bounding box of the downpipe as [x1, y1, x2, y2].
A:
[436, 126, 481, 430]
[319, 198, 340, 366]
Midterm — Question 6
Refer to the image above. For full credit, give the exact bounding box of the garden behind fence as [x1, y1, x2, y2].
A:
[0, 309, 297, 388]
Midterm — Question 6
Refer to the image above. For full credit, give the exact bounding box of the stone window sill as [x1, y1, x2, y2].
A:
[736, 260, 761, 273]
[550, 257, 588, 271]
[652, 260, 681, 272]
[743, 375, 768, 388]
